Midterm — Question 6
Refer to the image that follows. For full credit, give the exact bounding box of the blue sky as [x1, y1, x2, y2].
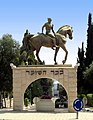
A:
[0, 0, 93, 66]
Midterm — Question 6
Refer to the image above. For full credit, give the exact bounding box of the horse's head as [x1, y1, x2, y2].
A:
[67, 26, 73, 40]
[57, 25, 73, 40]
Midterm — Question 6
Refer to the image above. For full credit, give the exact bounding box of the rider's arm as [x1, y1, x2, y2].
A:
[42, 24, 46, 33]
[51, 24, 56, 36]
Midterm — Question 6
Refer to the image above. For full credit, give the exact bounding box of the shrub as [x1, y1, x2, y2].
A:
[77, 94, 86, 99]
[87, 94, 93, 107]
[24, 98, 29, 107]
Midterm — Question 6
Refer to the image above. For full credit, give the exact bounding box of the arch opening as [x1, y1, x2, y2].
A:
[23, 78, 68, 112]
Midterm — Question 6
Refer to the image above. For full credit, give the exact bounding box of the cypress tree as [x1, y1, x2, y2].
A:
[85, 13, 93, 67]
[88, 13, 92, 27]
[77, 13, 93, 94]
[77, 42, 85, 94]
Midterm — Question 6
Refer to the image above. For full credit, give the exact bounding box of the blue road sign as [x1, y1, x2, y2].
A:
[73, 98, 84, 111]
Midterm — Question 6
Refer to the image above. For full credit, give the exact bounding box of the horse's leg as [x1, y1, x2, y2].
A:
[60, 44, 68, 64]
[36, 49, 43, 64]
[54, 47, 59, 64]
[26, 50, 34, 65]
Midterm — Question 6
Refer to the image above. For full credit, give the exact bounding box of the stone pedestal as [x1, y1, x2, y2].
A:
[11, 64, 77, 112]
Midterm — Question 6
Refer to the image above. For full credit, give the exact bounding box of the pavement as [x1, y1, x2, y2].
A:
[0, 108, 93, 120]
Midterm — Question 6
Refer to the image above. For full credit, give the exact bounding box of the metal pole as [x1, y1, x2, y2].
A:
[76, 112, 78, 119]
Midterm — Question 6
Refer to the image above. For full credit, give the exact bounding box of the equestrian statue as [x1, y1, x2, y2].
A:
[21, 18, 73, 65]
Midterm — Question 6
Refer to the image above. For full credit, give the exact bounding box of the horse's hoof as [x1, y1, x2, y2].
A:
[62, 60, 65, 64]
[54, 62, 58, 65]
[40, 62, 43, 65]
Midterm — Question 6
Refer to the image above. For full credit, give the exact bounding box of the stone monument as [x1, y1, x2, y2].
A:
[11, 64, 77, 112]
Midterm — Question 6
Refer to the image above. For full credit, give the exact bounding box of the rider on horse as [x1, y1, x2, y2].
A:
[23, 29, 34, 50]
[42, 18, 56, 49]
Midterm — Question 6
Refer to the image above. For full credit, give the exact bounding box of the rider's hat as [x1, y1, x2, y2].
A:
[48, 18, 52, 21]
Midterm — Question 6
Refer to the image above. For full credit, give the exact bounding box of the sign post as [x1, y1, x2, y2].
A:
[73, 98, 84, 119]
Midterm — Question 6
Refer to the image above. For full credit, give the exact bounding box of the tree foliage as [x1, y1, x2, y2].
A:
[83, 62, 93, 93]
[0, 34, 20, 92]
[77, 42, 85, 94]
[39, 78, 53, 96]
[85, 13, 93, 67]
[0, 33, 54, 107]
[77, 13, 93, 94]
[25, 78, 53, 104]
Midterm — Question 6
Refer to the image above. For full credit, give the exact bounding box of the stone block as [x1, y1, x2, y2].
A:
[36, 99, 55, 112]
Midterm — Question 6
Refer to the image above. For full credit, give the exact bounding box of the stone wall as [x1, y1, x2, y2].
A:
[11, 64, 77, 112]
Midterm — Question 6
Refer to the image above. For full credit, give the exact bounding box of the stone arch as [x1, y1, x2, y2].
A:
[57, 81, 68, 99]
[12, 64, 77, 112]
[23, 77, 68, 97]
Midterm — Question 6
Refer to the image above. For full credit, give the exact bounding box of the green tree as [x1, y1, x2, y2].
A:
[39, 78, 53, 96]
[85, 13, 93, 67]
[84, 13, 93, 93]
[77, 13, 93, 94]
[19, 51, 37, 65]
[77, 42, 85, 94]
[25, 80, 44, 104]
[0, 34, 20, 107]
[24, 78, 53, 104]
[83, 62, 93, 93]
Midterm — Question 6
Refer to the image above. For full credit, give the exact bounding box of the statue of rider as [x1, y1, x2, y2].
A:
[24, 29, 29, 37]
[42, 18, 56, 49]
[23, 29, 31, 49]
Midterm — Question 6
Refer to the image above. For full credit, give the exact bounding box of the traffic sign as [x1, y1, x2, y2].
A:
[73, 98, 84, 111]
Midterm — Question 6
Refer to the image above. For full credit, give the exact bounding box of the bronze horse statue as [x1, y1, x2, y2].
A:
[21, 25, 73, 64]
